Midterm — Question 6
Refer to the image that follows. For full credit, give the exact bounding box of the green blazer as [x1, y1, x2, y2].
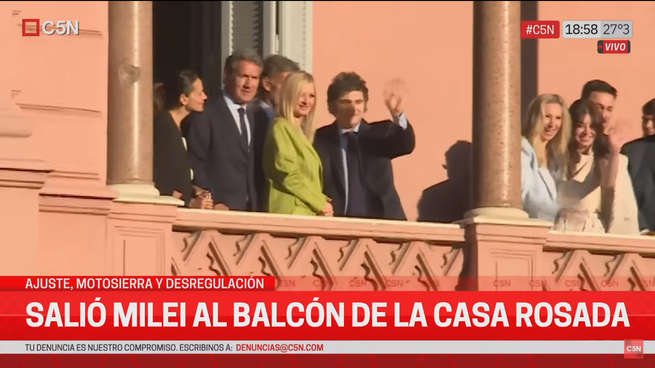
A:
[263, 117, 328, 216]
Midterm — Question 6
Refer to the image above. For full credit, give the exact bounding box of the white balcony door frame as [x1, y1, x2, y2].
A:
[220, 1, 313, 73]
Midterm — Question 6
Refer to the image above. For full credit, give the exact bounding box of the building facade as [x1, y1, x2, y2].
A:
[1, 1, 653, 290]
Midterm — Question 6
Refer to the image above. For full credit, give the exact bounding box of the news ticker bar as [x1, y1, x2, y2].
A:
[521, 20, 633, 39]
[1, 340, 650, 355]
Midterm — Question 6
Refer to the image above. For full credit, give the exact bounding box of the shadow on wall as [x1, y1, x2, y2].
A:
[417, 2, 537, 223]
[417, 140, 472, 223]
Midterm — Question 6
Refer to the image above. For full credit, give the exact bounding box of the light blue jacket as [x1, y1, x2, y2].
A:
[521, 137, 560, 221]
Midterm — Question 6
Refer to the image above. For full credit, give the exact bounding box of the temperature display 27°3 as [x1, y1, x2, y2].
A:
[562, 21, 632, 39]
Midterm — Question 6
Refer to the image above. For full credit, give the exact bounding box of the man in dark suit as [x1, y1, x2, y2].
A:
[251, 55, 300, 211]
[254, 55, 300, 124]
[641, 98, 655, 137]
[313, 72, 415, 220]
[581, 79, 617, 126]
[622, 103, 655, 234]
[184, 49, 262, 211]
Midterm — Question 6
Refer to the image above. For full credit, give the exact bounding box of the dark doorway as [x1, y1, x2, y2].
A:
[153, 1, 224, 98]
[521, 1, 539, 119]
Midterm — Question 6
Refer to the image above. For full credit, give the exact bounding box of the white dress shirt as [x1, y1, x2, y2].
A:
[223, 92, 252, 145]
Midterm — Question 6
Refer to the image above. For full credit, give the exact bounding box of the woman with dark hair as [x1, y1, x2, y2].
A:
[153, 70, 213, 209]
[553, 99, 639, 234]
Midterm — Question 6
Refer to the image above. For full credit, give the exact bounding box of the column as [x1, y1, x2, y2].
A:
[462, 1, 548, 292]
[106, 1, 180, 277]
[465, 1, 527, 219]
[107, 1, 181, 205]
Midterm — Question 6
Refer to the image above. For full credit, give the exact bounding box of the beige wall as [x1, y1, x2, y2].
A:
[16, 1, 110, 274]
[313, 1, 654, 221]
[18, 1, 108, 185]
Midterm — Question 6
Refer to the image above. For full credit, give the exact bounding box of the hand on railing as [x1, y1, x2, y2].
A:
[319, 198, 333, 217]
[189, 190, 214, 210]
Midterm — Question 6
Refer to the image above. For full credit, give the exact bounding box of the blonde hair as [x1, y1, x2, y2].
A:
[522, 94, 571, 170]
[275, 71, 317, 142]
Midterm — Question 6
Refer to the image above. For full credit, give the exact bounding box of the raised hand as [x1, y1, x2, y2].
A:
[382, 78, 407, 118]
[605, 121, 629, 155]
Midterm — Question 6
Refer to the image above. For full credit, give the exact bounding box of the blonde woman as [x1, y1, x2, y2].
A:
[521, 94, 572, 221]
[553, 99, 638, 235]
[263, 72, 334, 216]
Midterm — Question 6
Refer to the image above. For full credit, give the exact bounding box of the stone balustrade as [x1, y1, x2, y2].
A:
[171, 209, 655, 292]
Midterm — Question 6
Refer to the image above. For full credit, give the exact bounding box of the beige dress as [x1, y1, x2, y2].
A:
[553, 153, 640, 235]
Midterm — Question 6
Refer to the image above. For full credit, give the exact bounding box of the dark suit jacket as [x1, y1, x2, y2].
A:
[153, 111, 195, 206]
[313, 119, 416, 220]
[250, 101, 274, 211]
[182, 91, 258, 211]
[621, 135, 655, 231]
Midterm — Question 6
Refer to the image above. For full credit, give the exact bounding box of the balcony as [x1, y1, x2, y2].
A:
[97, 1, 652, 290]
[3, 1, 655, 284]
[170, 209, 655, 291]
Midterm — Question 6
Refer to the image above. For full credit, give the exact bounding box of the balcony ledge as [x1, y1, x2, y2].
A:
[170, 209, 655, 291]
[174, 209, 465, 243]
[547, 230, 655, 256]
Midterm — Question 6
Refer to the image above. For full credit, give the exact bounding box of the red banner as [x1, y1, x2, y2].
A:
[0, 278, 650, 341]
[0, 277, 652, 367]
[13, 276, 275, 291]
